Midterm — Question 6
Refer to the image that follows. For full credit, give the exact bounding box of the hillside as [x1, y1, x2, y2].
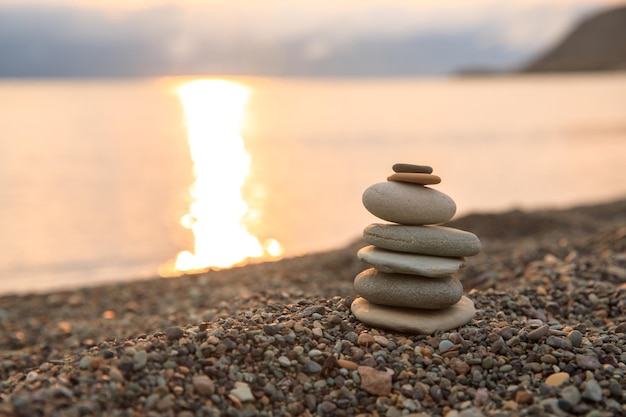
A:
[524, 5, 626, 72]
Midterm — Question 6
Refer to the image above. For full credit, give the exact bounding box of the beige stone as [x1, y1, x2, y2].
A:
[387, 172, 441, 185]
[351, 296, 476, 334]
[545, 372, 570, 387]
[362, 182, 456, 225]
[354, 268, 463, 309]
[363, 223, 481, 257]
[357, 245, 465, 277]
[358, 366, 392, 396]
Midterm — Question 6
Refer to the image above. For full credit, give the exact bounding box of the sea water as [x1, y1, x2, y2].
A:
[1, 73, 625, 294]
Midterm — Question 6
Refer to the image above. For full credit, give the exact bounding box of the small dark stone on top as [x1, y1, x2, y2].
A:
[392, 163, 433, 174]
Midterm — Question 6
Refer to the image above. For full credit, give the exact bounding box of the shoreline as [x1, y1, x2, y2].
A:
[1, 198, 625, 416]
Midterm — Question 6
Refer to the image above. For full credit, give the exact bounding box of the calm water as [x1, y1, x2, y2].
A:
[1, 74, 625, 294]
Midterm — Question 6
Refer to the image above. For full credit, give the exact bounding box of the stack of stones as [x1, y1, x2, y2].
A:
[351, 163, 481, 334]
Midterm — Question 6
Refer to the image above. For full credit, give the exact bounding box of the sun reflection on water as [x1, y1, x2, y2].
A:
[161, 79, 283, 276]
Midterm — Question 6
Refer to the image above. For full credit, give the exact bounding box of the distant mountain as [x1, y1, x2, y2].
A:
[523, 5, 626, 72]
[0, 3, 613, 78]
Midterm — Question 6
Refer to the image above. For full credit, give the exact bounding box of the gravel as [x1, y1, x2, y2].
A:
[1, 199, 626, 416]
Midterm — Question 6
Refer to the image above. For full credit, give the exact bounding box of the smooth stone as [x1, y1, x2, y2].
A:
[582, 380, 603, 402]
[357, 245, 465, 277]
[354, 268, 463, 309]
[392, 163, 433, 174]
[362, 182, 456, 225]
[358, 366, 392, 396]
[387, 173, 441, 185]
[363, 224, 481, 257]
[545, 372, 570, 387]
[350, 296, 475, 335]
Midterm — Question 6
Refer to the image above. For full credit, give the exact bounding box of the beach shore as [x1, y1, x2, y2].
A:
[1, 199, 625, 416]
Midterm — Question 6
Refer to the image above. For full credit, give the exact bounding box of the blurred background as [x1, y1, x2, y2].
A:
[1, 0, 625, 294]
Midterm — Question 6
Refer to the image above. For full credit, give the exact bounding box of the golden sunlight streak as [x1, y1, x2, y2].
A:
[162, 79, 283, 275]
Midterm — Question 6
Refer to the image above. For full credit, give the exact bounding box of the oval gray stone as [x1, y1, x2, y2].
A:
[363, 223, 481, 257]
[354, 268, 463, 309]
[357, 245, 465, 277]
[351, 296, 475, 335]
[362, 182, 456, 225]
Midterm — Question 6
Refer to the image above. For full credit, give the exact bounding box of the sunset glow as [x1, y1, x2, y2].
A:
[164, 79, 283, 274]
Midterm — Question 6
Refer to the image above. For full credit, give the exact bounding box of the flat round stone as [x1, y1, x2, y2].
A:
[364, 224, 481, 257]
[387, 173, 441, 185]
[357, 245, 465, 277]
[392, 163, 433, 174]
[362, 182, 456, 225]
[354, 268, 463, 309]
[351, 296, 475, 334]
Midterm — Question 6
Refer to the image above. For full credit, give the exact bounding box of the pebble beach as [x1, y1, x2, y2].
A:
[1, 199, 626, 417]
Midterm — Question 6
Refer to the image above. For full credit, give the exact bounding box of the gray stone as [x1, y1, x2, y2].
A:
[567, 330, 583, 348]
[362, 182, 456, 225]
[350, 296, 475, 335]
[354, 268, 463, 309]
[304, 361, 322, 374]
[576, 354, 602, 370]
[582, 379, 603, 402]
[133, 351, 148, 370]
[546, 335, 573, 350]
[561, 385, 581, 407]
[357, 245, 466, 277]
[439, 340, 454, 353]
[528, 325, 550, 341]
[363, 224, 481, 257]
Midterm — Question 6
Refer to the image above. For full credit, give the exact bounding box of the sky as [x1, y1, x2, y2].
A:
[0, 0, 624, 76]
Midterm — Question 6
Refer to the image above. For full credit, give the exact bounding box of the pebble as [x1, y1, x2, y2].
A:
[515, 390, 533, 405]
[165, 327, 184, 341]
[373, 335, 389, 347]
[387, 172, 441, 185]
[304, 361, 322, 374]
[392, 163, 433, 174]
[439, 340, 454, 353]
[362, 182, 456, 225]
[575, 354, 601, 370]
[351, 296, 475, 334]
[79, 356, 92, 369]
[192, 375, 215, 395]
[337, 359, 358, 370]
[357, 333, 375, 346]
[560, 385, 581, 407]
[567, 330, 583, 348]
[363, 224, 481, 257]
[277, 356, 291, 367]
[358, 366, 392, 396]
[133, 351, 148, 370]
[546, 335, 573, 350]
[528, 325, 550, 341]
[582, 379, 603, 402]
[545, 372, 570, 387]
[354, 268, 463, 309]
[230, 382, 254, 402]
[357, 245, 466, 277]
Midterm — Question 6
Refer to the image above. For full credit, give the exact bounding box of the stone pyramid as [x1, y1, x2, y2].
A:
[351, 163, 480, 334]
